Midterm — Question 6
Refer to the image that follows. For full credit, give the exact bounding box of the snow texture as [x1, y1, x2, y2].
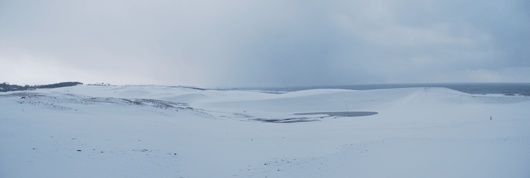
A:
[1, 85, 529, 178]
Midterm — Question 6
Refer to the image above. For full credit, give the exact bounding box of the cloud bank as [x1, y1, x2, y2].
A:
[1, 0, 529, 87]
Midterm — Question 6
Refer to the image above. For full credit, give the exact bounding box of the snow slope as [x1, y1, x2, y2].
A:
[1, 85, 529, 178]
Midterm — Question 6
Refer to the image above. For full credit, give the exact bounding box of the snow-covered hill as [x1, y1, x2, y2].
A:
[1, 85, 529, 177]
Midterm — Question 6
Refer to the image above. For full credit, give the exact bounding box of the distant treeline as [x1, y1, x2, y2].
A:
[0, 82, 83, 92]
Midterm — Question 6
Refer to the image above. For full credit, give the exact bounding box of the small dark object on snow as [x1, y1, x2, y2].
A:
[32, 148, 35, 150]
[77, 150, 81, 152]
[174, 153, 177, 155]
[490, 116, 492, 120]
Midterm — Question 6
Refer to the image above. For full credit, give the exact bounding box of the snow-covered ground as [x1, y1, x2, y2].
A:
[1, 85, 529, 178]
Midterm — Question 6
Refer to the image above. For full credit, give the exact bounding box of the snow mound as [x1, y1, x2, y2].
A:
[117, 90, 150, 97]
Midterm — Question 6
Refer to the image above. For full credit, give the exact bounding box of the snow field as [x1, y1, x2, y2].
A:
[1, 85, 529, 177]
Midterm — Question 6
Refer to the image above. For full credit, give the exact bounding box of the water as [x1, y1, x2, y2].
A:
[294, 111, 378, 117]
[219, 83, 530, 96]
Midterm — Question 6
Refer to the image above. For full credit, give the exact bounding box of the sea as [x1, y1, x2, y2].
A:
[218, 83, 530, 96]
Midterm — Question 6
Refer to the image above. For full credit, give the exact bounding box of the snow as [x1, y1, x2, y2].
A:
[1, 85, 529, 178]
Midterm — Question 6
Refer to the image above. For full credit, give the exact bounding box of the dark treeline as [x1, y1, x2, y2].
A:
[0, 82, 83, 92]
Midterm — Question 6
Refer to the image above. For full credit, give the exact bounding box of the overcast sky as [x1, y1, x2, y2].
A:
[1, 0, 529, 87]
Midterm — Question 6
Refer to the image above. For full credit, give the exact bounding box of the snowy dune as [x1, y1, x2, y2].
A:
[1, 85, 529, 177]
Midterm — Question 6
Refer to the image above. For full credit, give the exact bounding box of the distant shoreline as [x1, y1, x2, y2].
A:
[2, 82, 529, 96]
[0, 82, 82, 92]
[222, 83, 530, 96]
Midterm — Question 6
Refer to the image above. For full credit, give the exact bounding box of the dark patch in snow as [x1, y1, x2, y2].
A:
[2, 92, 193, 112]
[254, 117, 318, 123]
[252, 111, 377, 123]
[294, 111, 378, 117]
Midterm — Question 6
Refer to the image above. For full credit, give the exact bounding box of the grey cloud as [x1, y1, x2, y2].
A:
[0, 0, 529, 87]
